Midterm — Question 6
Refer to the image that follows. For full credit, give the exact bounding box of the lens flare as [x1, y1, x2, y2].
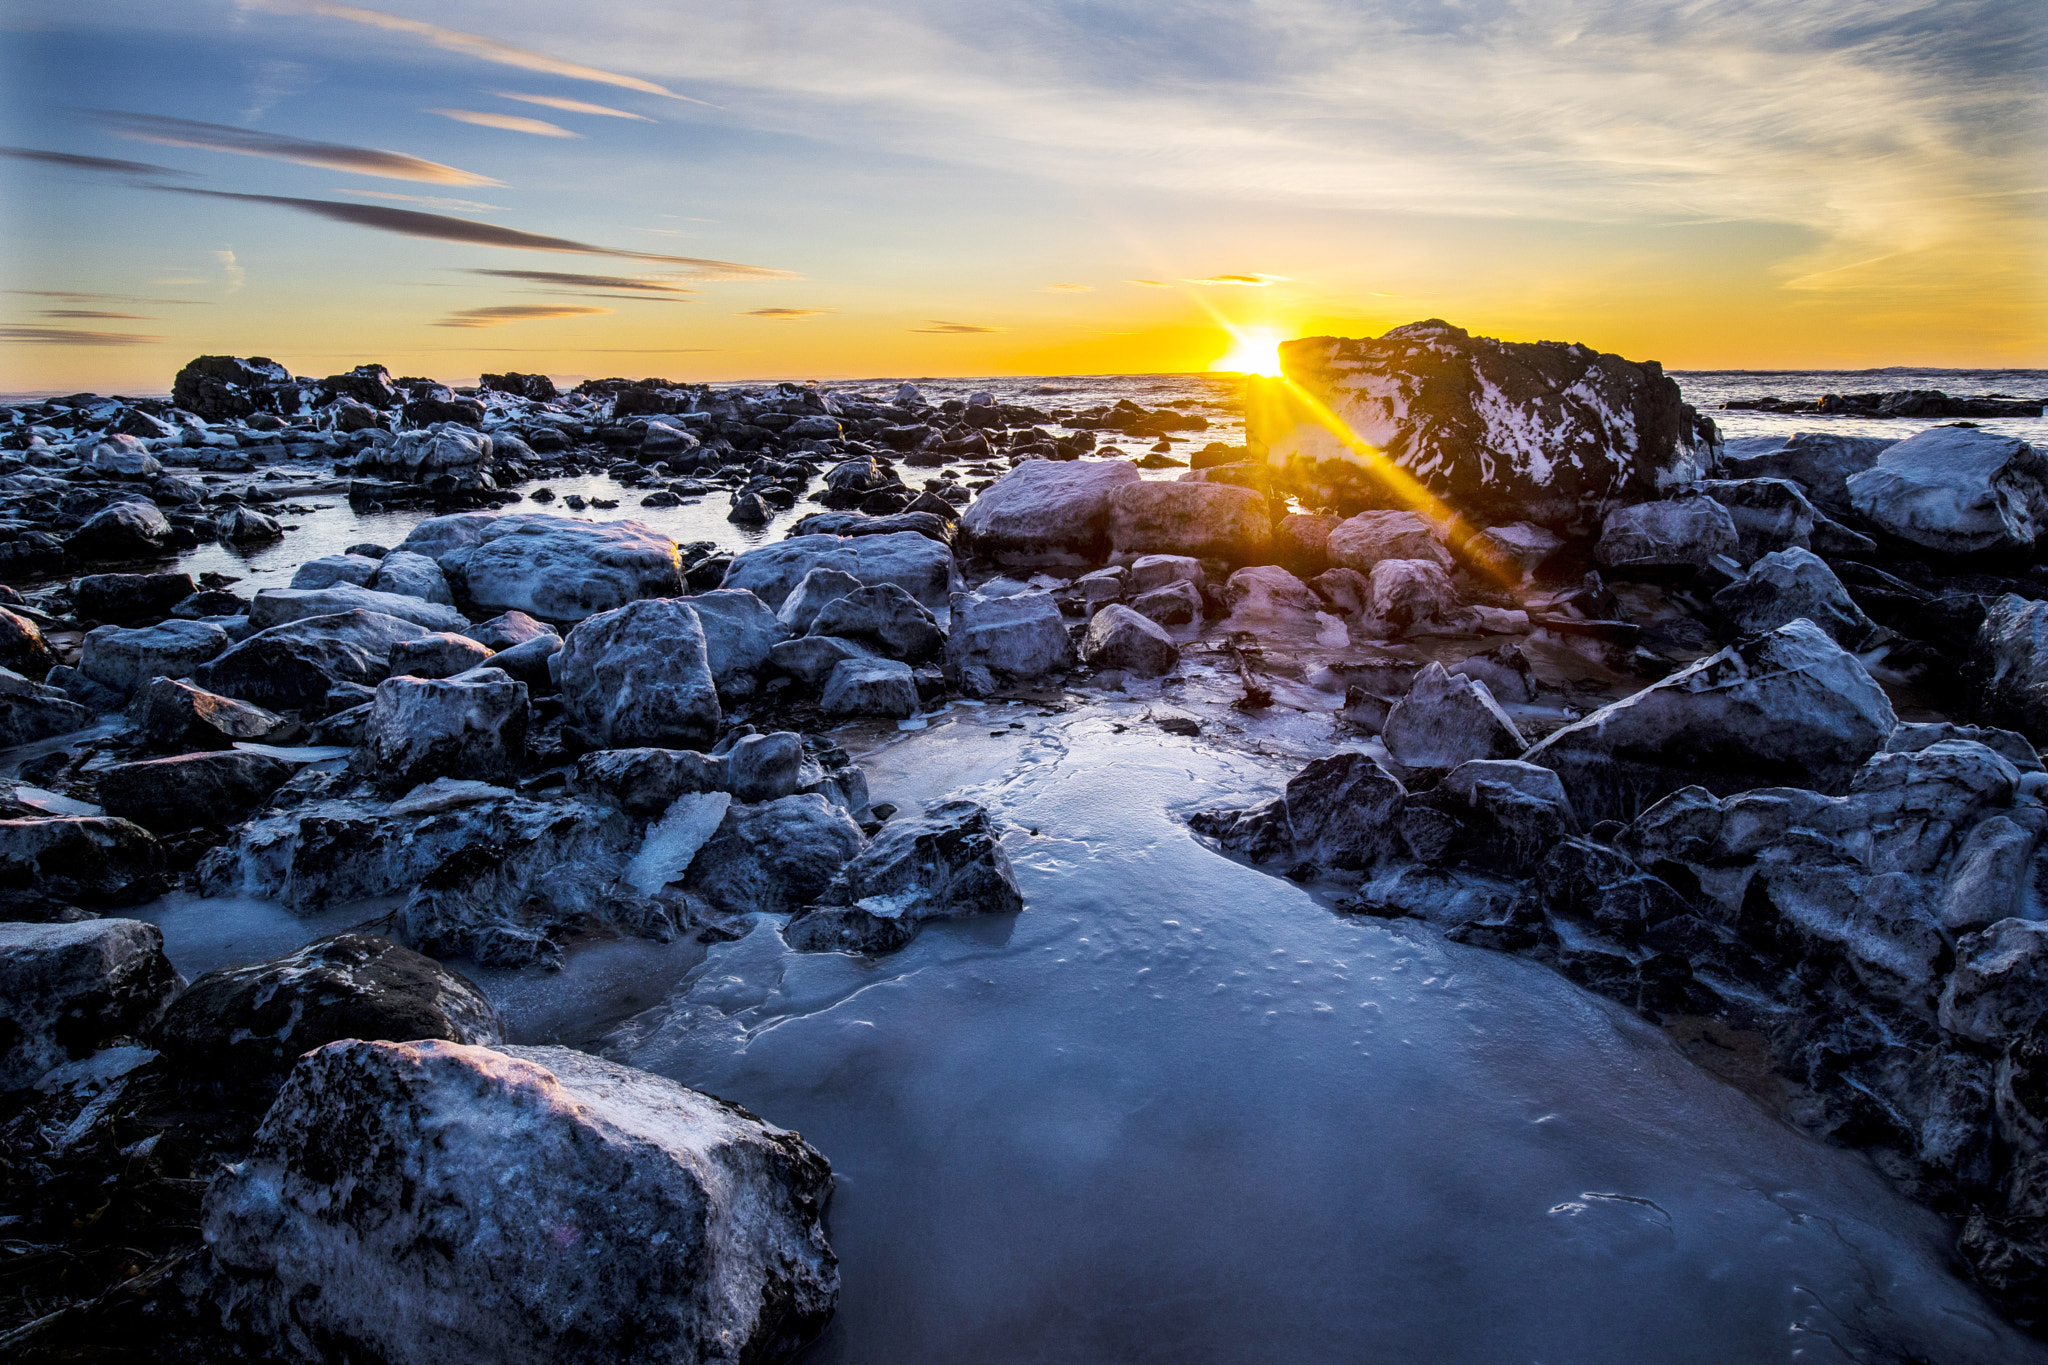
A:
[1211, 326, 1286, 376]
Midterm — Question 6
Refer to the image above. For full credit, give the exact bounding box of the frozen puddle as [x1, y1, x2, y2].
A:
[608, 711, 2042, 1365]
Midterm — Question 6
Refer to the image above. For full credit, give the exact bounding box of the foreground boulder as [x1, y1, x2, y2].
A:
[1325, 510, 1452, 572]
[0, 816, 165, 908]
[1712, 547, 1878, 646]
[97, 751, 296, 832]
[198, 1039, 837, 1365]
[1380, 662, 1526, 770]
[1524, 618, 1897, 823]
[557, 599, 721, 748]
[818, 657, 920, 717]
[1594, 496, 1739, 572]
[958, 458, 1140, 564]
[130, 676, 299, 751]
[0, 919, 179, 1090]
[686, 794, 867, 917]
[944, 586, 1073, 695]
[65, 500, 171, 560]
[1846, 426, 2048, 556]
[1718, 431, 1895, 515]
[249, 583, 468, 634]
[1080, 604, 1178, 677]
[1257, 320, 1717, 530]
[787, 799, 1023, 952]
[358, 669, 529, 791]
[152, 934, 502, 1094]
[193, 609, 431, 710]
[1108, 482, 1271, 563]
[397, 513, 685, 623]
[77, 618, 230, 695]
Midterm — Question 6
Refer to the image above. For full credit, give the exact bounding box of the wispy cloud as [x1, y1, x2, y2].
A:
[0, 325, 162, 346]
[464, 269, 697, 293]
[744, 307, 832, 319]
[91, 110, 497, 185]
[428, 108, 580, 138]
[338, 188, 506, 213]
[241, 58, 315, 122]
[436, 303, 612, 328]
[1185, 273, 1287, 286]
[216, 249, 246, 293]
[909, 320, 999, 333]
[1044, 282, 1092, 292]
[1125, 279, 1173, 288]
[492, 90, 652, 121]
[10, 289, 210, 306]
[156, 187, 797, 274]
[237, 1, 711, 103]
[40, 309, 156, 319]
[1, 145, 193, 177]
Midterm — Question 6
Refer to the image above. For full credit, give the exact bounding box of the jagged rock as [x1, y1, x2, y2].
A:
[1259, 321, 1717, 529]
[369, 549, 455, 605]
[1326, 510, 1453, 572]
[398, 513, 684, 623]
[775, 567, 863, 633]
[97, 751, 295, 832]
[958, 457, 1140, 564]
[359, 669, 528, 791]
[152, 934, 501, 1094]
[1366, 558, 1461, 634]
[1382, 662, 1526, 770]
[249, 583, 468, 634]
[1536, 839, 1693, 943]
[1450, 644, 1536, 704]
[463, 611, 558, 652]
[0, 919, 178, 1090]
[1972, 595, 2048, 745]
[1943, 920, 2048, 1044]
[83, 435, 161, 479]
[66, 500, 170, 560]
[1469, 522, 1562, 582]
[1108, 482, 1271, 563]
[773, 635, 878, 689]
[1594, 496, 1739, 571]
[1711, 547, 1879, 646]
[193, 610, 432, 710]
[1077, 566, 1127, 606]
[723, 531, 955, 610]
[1080, 604, 1178, 677]
[570, 748, 726, 817]
[1524, 618, 1897, 823]
[683, 589, 786, 694]
[352, 423, 493, 480]
[77, 618, 229, 694]
[557, 598, 721, 748]
[130, 676, 299, 751]
[1888, 720, 2043, 773]
[73, 572, 197, 625]
[0, 816, 164, 907]
[290, 554, 381, 590]
[1747, 859, 1950, 1011]
[1697, 478, 1823, 559]
[787, 799, 1021, 952]
[172, 354, 290, 419]
[1192, 752, 1407, 871]
[944, 586, 1072, 695]
[808, 583, 942, 661]
[0, 667, 92, 747]
[685, 794, 866, 916]
[0, 607, 53, 674]
[387, 631, 495, 679]
[1847, 427, 2048, 556]
[217, 506, 284, 543]
[1718, 431, 1896, 515]
[819, 657, 920, 717]
[198, 1039, 837, 1365]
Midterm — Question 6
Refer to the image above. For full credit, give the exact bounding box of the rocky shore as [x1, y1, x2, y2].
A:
[4, 326, 2048, 1356]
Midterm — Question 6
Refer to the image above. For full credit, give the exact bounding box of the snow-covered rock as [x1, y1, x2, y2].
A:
[557, 599, 721, 748]
[0, 919, 178, 1090]
[958, 458, 1140, 564]
[199, 1039, 837, 1365]
[1846, 426, 2048, 556]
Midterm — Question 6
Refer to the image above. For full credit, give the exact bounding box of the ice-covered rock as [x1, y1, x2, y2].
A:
[1222, 565, 1323, 623]
[723, 531, 955, 610]
[77, 618, 228, 695]
[0, 815, 164, 908]
[808, 583, 943, 661]
[1257, 320, 1718, 530]
[1469, 522, 1562, 582]
[1080, 604, 1178, 677]
[369, 548, 455, 605]
[684, 588, 787, 694]
[1108, 482, 1271, 563]
[1131, 580, 1202, 626]
[1971, 595, 2048, 745]
[623, 791, 733, 894]
[350, 422, 493, 481]
[399, 513, 684, 623]
[557, 598, 721, 748]
[289, 554, 380, 590]
[1942, 920, 2048, 1044]
[66, 500, 170, 560]
[152, 933, 502, 1092]
[787, 799, 1022, 952]
[1847, 426, 2048, 556]
[0, 607, 54, 675]
[944, 587, 1072, 695]
[571, 747, 727, 817]
[1382, 662, 1526, 770]
[1366, 558, 1462, 634]
[0, 919, 178, 1090]
[1128, 554, 1203, 594]
[1191, 752, 1408, 872]
[1711, 547, 1879, 646]
[685, 794, 866, 917]
[97, 750, 295, 832]
[1718, 431, 1895, 515]
[193, 609, 431, 710]
[958, 458, 1140, 564]
[217, 505, 283, 543]
[199, 1039, 837, 1365]
[130, 676, 298, 751]
[772, 635, 877, 689]
[1594, 496, 1739, 571]
[359, 669, 528, 792]
[387, 630, 495, 679]
[819, 657, 920, 717]
[1937, 813, 2044, 932]
[1697, 478, 1822, 560]
[1326, 510, 1453, 572]
[249, 583, 467, 634]
[462, 610, 557, 652]
[775, 567, 863, 633]
[1524, 618, 1897, 823]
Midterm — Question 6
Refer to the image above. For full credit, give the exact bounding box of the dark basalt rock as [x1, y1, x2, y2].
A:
[787, 798, 1021, 953]
[74, 571, 198, 626]
[97, 751, 296, 833]
[0, 918, 179, 1090]
[171, 355, 292, 420]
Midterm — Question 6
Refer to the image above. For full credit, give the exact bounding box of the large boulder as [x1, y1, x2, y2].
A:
[1221, 566, 1323, 625]
[1846, 426, 2048, 556]
[0, 919, 178, 1090]
[171, 354, 290, 419]
[130, 676, 299, 751]
[786, 799, 1022, 952]
[818, 657, 920, 717]
[958, 458, 1140, 564]
[1107, 482, 1271, 563]
[1711, 547, 1879, 646]
[73, 571, 197, 626]
[193, 610, 431, 710]
[808, 584, 943, 661]
[775, 568, 863, 634]
[352, 423, 493, 483]
[1190, 751, 1408, 872]
[397, 513, 685, 623]
[945, 586, 1073, 695]
[249, 583, 468, 634]
[571, 748, 727, 818]
[369, 549, 455, 605]
[97, 751, 296, 832]
[152, 934, 501, 1094]
[772, 635, 878, 689]
[722, 531, 955, 610]
[290, 554, 381, 590]
[1381, 662, 1527, 770]
[65, 500, 170, 560]
[684, 589, 787, 694]
[1366, 558, 1462, 634]
[359, 669, 529, 791]
[1080, 604, 1177, 677]
[1325, 510, 1452, 572]
[1696, 478, 1822, 559]
[1717, 431, 1896, 515]
[685, 794, 867, 917]
[198, 1039, 837, 1365]
[0, 815, 165, 907]
[558, 598, 721, 747]
[1973, 595, 2048, 744]
[1257, 320, 1717, 530]
[77, 618, 229, 695]
[1594, 496, 1739, 571]
[1524, 618, 1897, 823]
[387, 631, 495, 679]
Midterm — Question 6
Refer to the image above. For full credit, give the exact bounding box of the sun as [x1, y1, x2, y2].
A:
[1211, 326, 1287, 377]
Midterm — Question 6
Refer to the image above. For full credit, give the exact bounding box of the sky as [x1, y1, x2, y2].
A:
[1, 0, 2043, 393]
